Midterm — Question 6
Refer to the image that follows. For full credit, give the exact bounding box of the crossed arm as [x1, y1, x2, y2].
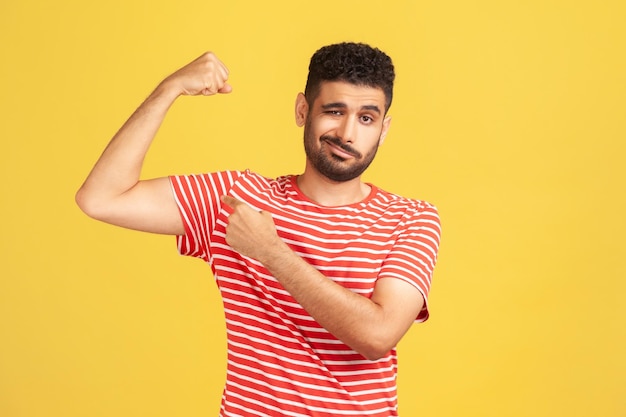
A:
[221, 195, 424, 360]
[76, 52, 425, 361]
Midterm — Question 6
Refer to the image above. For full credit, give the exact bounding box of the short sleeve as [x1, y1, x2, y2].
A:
[169, 170, 242, 263]
[378, 203, 441, 322]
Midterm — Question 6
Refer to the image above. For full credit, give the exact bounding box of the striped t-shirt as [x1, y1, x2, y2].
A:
[170, 170, 441, 417]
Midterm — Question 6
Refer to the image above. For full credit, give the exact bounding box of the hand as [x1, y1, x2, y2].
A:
[221, 195, 284, 262]
[163, 51, 232, 97]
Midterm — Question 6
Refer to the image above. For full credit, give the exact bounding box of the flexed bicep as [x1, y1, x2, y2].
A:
[76, 51, 231, 236]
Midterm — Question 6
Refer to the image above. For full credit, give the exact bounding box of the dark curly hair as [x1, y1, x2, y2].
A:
[304, 42, 395, 112]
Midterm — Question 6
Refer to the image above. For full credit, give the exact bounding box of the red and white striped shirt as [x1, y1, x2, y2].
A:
[170, 170, 441, 417]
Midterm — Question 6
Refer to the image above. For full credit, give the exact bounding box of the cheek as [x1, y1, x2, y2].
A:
[360, 126, 384, 146]
[313, 118, 340, 135]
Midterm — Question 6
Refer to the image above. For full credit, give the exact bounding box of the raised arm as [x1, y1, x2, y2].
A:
[75, 52, 231, 234]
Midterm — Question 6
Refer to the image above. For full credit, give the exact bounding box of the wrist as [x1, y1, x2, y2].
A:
[153, 77, 184, 102]
[259, 238, 294, 269]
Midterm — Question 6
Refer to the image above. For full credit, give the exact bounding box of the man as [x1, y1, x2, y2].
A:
[76, 42, 441, 416]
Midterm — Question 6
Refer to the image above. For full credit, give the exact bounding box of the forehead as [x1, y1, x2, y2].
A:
[313, 81, 386, 109]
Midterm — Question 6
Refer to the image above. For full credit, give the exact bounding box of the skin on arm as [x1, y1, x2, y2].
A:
[75, 52, 232, 234]
[221, 195, 424, 361]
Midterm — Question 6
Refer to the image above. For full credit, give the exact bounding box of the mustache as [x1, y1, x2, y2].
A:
[320, 135, 362, 158]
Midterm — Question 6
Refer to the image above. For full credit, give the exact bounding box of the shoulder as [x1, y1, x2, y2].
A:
[371, 185, 439, 217]
[172, 170, 290, 189]
[232, 171, 295, 194]
[224, 172, 302, 210]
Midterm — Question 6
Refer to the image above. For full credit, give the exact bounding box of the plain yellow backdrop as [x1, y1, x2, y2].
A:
[1, 1, 624, 416]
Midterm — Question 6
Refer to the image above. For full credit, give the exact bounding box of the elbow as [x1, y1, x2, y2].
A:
[75, 187, 94, 217]
[361, 347, 393, 362]
[345, 317, 405, 361]
[357, 338, 396, 361]
[75, 186, 106, 221]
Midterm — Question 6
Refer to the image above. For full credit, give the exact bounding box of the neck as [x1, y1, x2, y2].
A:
[297, 168, 371, 207]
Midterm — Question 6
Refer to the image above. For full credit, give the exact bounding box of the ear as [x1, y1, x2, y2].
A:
[378, 115, 392, 145]
[295, 93, 308, 127]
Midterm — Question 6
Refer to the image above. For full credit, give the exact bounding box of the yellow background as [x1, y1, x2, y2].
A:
[1, 1, 624, 416]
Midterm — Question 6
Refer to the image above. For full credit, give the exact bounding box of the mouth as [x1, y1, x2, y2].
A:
[322, 137, 360, 159]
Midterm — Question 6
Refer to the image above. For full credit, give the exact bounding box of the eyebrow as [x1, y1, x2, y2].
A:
[321, 102, 382, 115]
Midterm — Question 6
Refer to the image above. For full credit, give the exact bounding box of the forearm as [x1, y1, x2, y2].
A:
[259, 241, 393, 360]
[76, 81, 179, 208]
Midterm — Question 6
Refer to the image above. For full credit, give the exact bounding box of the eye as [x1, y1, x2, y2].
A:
[360, 115, 374, 124]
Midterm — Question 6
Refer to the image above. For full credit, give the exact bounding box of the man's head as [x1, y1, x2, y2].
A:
[304, 42, 395, 113]
[296, 43, 395, 184]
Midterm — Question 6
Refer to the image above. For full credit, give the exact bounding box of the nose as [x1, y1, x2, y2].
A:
[337, 116, 357, 143]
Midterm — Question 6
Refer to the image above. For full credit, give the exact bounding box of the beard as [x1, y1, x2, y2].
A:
[303, 119, 379, 182]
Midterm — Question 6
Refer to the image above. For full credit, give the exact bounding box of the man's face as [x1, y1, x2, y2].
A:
[299, 81, 391, 182]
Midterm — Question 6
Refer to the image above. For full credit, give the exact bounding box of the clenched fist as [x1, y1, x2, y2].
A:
[162, 51, 232, 97]
[220, 195, 286, 263]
